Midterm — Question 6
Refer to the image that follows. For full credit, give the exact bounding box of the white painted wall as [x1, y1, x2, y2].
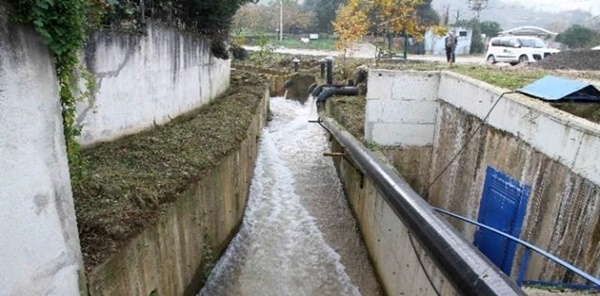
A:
[0, 10, 84, 295]
[424, 27, 473, 56]
[76, 22, 231, 146]
[365, 70, 440, 146]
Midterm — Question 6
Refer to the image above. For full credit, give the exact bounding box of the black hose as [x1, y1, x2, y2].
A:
[283, 79, 294, 89]
[311, 83, 347, 97]
[316, 87, 359, 112]
[311, 84, 329, 97]
[308, 83, 318, 94]
[319, 117, 526, 296]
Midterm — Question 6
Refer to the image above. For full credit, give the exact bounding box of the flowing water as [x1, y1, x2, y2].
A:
[198, 97, 381, 296]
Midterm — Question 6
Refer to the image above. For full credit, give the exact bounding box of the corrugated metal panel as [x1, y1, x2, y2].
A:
[517, 75, 600, 102]
[475, 166, 531, 276]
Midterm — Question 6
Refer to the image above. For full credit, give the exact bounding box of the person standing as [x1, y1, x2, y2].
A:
[445, 30, 458, 66]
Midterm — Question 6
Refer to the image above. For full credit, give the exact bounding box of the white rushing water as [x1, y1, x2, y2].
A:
[199, 97, 380, 296]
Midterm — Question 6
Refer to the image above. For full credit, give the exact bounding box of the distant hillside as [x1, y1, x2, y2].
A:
[432, 0, 598, 32]
[258, 0, 597, 33]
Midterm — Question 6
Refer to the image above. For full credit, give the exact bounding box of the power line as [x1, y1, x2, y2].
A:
[424, 91, 516, 199]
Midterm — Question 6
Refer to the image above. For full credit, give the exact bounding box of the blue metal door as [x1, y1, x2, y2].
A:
[474, 166, 530, 275]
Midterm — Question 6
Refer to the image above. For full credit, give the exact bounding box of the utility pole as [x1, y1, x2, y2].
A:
[443, 5, 450, 25]
[279, 0, 283, 41]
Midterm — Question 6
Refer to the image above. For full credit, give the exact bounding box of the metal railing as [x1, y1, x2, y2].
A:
[318, 116, 525, 296]
[434, 208, 600, 289]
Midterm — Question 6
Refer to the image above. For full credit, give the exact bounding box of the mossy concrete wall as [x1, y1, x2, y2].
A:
[86, 90, 269, 296]
[284, 73, 315, 104]
[232, 65, 294, 97]
[429, 101, 600, 283]
[381, 147, 432, 195]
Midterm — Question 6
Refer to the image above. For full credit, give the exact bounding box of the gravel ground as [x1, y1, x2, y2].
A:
[536, 50, 600, 71]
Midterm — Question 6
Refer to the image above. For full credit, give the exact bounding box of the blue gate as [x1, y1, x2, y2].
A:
[474, 166, 531, 275]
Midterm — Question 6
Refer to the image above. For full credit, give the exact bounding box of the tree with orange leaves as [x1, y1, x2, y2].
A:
[368, 0, 424, 39]
[333, 0, 427, 60]
[333, 0, 370, 54]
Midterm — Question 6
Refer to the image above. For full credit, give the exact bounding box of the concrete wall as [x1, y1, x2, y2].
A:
[365, 70, 600, 282]
[365, 70, 439, 146]
[86, 90, 268, 296]
[77, 23, 231, 146]
[364, 69, 439, 195]
[232, 65, 294, 97]
[329, 141, 457, 296]
[433, 72, 600, 282]
[0, 5, 85, 295]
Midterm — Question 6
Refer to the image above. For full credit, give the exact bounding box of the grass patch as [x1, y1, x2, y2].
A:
[72, 72, 267, 270]
[273, 38, 337, 51]
[451, 66, 546, 90]
[327, 96, 366, 140]
[374, 61, 547, 90]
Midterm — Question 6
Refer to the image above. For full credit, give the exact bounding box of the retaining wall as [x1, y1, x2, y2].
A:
[232, 65, 293, 97]
[77, 23, 231, 146]
[0, 4, 85, 294]
[86, 90, 269, 296]
[365, 70, 600, 282]
[328, 139, 458, 295]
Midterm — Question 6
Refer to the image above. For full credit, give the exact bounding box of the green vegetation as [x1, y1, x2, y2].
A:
[201, 233, 216, 282]
[12, 0, 255, 181]
[556, 24, 600, 49]
[13, 0, 94, 181]
[375, 62, 547, 90]
[327, 96, 367, 141]
[73, 72, 267, 268]
[302, 0, 343, 33]
[416, 0, 440, 27]
[274, 38, 337, 51]
[452, 66, 544, 89]
[480, 21, 503, 38]
[233, 0, 315, 35]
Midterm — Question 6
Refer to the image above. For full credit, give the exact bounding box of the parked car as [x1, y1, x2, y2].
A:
[592, 46, 600, 50]
[485, 36, 560, 65]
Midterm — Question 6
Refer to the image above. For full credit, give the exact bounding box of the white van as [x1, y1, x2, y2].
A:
[485, 36, 560, 65]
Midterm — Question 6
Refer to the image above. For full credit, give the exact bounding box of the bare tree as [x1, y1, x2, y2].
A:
[467, 0, 488, 19]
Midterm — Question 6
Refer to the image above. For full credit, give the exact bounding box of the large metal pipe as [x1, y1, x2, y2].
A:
[319, 117, 526, 296]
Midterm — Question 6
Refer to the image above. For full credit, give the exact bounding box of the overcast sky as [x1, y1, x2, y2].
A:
[494, 0, 599, 16]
